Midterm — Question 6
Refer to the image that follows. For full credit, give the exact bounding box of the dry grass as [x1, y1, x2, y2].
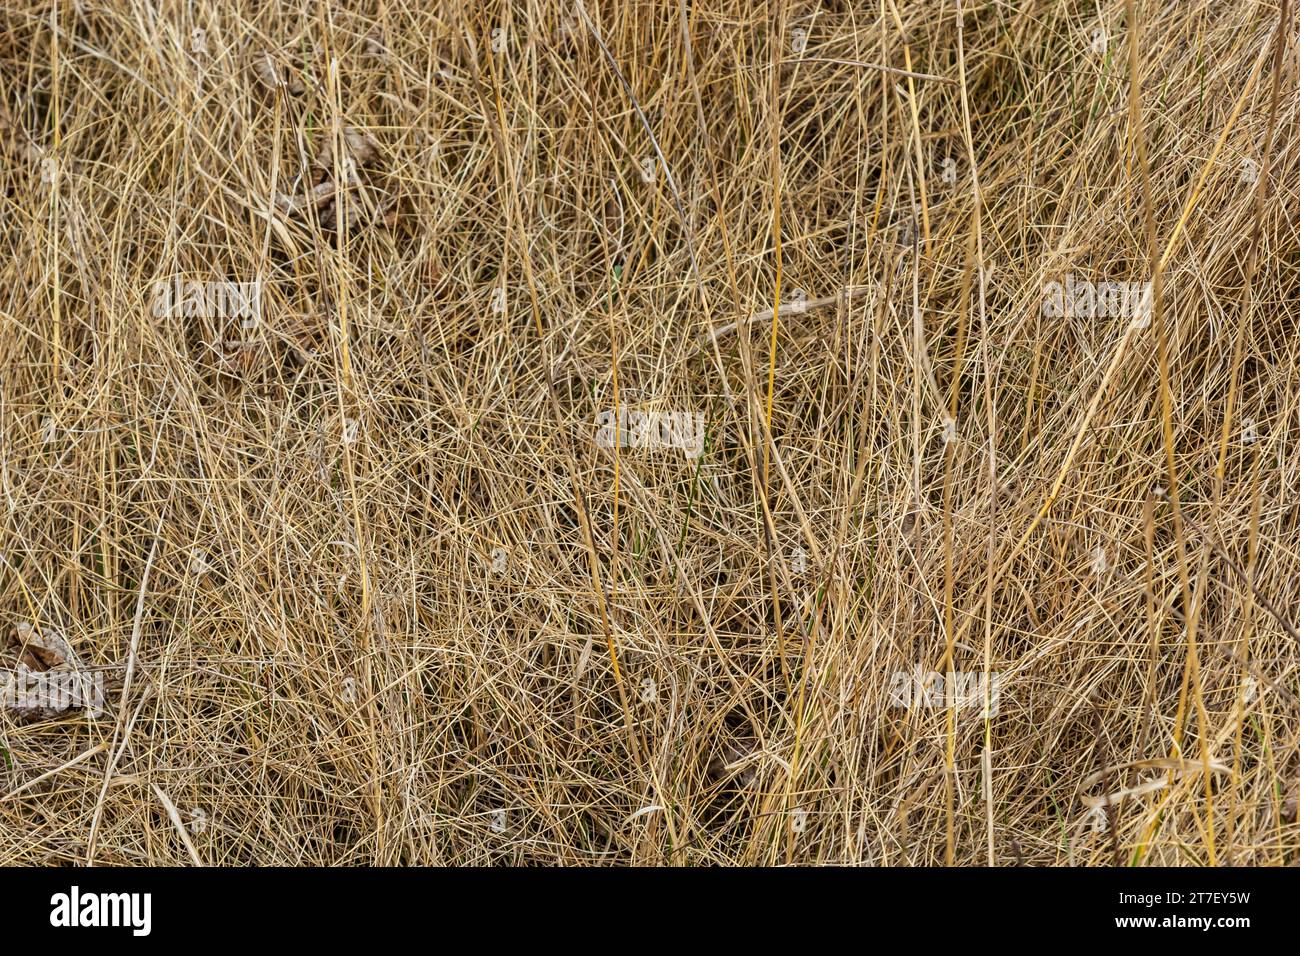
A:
[0, 0, 1298, 866]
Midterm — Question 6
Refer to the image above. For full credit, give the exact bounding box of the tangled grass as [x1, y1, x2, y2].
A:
[1, 0, 1298, 866]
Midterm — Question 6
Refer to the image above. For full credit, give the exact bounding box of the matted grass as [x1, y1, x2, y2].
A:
[0, 0, 1297, 865]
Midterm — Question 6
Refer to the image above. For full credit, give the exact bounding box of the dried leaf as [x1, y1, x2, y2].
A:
[275, 180, 342, 216]
[6, 621, 79, 672]
[250, 52, 305, 95]
[707, 735, 758, 789]
[3, 623, 103, 720]
[315, 126, 380, 172]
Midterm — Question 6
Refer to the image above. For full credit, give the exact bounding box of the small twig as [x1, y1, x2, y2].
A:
[695, 286, 874, 354]
[2, 742, 108, 802]
[86, 510, 165, 864]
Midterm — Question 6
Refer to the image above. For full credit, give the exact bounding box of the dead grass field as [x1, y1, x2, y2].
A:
[1, 0, 1298, 865]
